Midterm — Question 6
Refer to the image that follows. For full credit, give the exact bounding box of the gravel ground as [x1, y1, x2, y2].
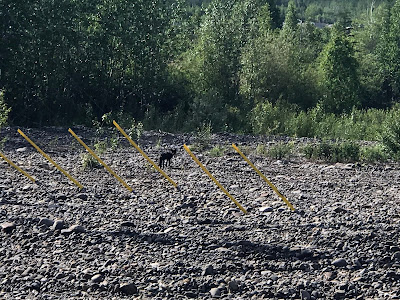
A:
[1, 127, 400, 299]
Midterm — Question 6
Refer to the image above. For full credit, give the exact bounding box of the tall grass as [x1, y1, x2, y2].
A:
[250, 101, 400, 141]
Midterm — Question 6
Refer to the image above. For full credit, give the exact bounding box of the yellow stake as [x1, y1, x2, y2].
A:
[68, 128, 133, 192]
[183, 144, 247, 214]
[18, 129, 83, 189]
[0, 151, 36, 183]
[232, 143, 295, 211]
[113, 120, 178, 189]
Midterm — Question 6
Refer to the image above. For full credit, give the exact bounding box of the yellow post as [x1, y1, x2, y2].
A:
[113, 120, 178, 189]
[0, 151, 36, 183]
[183, 144, 247, 214]
[17, 129, 83, 189]
[68, 128, 133, 192]
[232, 143, 295, 211]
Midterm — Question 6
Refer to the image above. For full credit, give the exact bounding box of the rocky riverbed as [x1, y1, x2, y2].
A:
[1, 127, 400, 299]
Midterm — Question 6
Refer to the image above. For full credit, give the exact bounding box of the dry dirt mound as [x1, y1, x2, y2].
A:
[1, 127, 400, 299]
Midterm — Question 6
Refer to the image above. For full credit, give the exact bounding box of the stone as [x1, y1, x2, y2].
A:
[203, 265, 215, 276]
[120, 282, 138, 295]
[52, 219, 65, 230]
[228, 280, 240, 292]
[56, 194, 67, 200]
[300, 290, 311, 300]
[1, 222, 16, 233]
[210, 287, 221, 298]
[297, 249, 313, 259]
[76, 193, 88, 200]
[69, 225, 85, 233]
[91, 274, 103, 283]
[259, 206, 273, 212]
[392, 252, 400, 261]
[30, 281, 41, 291]
[332, 258, 348, 268]
[60, 229, 72, 236]
[38, 218, 54, 227]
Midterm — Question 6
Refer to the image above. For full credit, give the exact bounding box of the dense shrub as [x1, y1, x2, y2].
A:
[302, 141, 360, 162]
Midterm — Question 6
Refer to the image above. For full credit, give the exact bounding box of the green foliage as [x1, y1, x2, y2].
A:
[128, 121, 144, 142]
[302, 141, 360, 163]
[246, 99, 400, 143]
[318, 24, 360, 114]
[194, 121, 213, 150]
[94, 140, 108, 155]
[0, 91, 10, 128]
[1, 0, 400, 143]
[267, 141, 294, 159]
[255, 141, 293, 159]
[1, 0, 186, 126]
[250, 101, 296, 135]
[282, 1, 298, 33]
[81, 153, 101, 170]
[360, 145, 388, 163]
[381, 107, 400, 158]
[208, 144, 226, 157]
[255, 144, 269, 156]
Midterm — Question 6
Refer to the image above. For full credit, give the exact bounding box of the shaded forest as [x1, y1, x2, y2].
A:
[1, 0, 400, 136]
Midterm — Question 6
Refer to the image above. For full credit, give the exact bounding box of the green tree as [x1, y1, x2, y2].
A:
[388, 0, 400, 99]
[318, 24, 360, 113]
[178, 0, 277, 131]
[282, 0, 298, 33]
[354, 1, 392, 108]
[240, 1, 321, 111]
[1, 0, 186, 126]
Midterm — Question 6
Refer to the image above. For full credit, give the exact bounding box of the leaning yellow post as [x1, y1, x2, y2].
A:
[17, 129, 83, 189]
[183, 144, 247, 214]
[0, 151, 36, 183]
[232, 143, 295, 211]
[68, 128, 133, 192]
[113, 120, 178, 189]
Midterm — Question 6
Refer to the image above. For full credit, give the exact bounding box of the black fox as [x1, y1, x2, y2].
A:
[159, 149, 177, 168]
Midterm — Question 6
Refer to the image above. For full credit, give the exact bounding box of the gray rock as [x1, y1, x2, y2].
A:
[333, 290, 346, 299]
[69, 225, 85, 233]
[52, 219, 65, 230]
[1, 222, 16, 233]
[91, 274, 103, 283]
[76, 193, 88, 200]
[60, 229, 72, 236]
[56, 194, 67, 200]
[120, 282, 138, 295]
[259, 206, 273, 212]
[38, 218, 54, 227]
[30, 281, 41, 291]
[392, 252, 400, 261]
[228, 280, 240, 292]
[332, 258, 348, 268]
[210, 287, 221, 298]
[300, 289, 311, 300]
[203, 264, 215, 276]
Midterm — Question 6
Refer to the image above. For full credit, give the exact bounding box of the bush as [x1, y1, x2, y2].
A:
[303, 141, 360, 163]
[81, 153, 101, 170]
[255, 144, 268, 156]
[194, 121, 212, 151]
[381, 107, 400, 159]
[267, 141, 294, 160]
[250, 101, 296, 135]
[0, 90, 10, 128]
[360, 145, 388, 163]
[208, 145, 226, 157]
[337, 141, 360, 162]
